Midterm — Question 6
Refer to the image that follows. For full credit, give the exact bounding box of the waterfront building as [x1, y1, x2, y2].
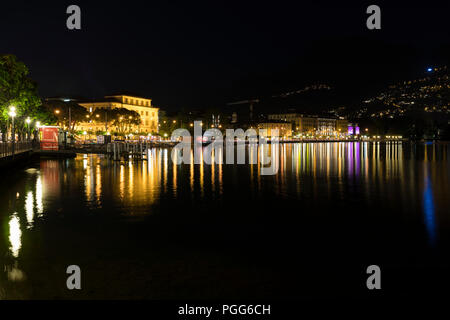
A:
[317, 118, 336, 135]
[336, 119, 349, 134]
[267, 113, 349, 136]
[77, 95, 159, 134]
[257, 121, 292, 138]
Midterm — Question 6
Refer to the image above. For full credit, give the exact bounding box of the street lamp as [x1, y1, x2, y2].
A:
[55, 109, 61, 115]
[26, 117, 31, 141]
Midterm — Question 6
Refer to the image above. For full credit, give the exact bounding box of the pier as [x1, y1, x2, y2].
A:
[106, 141, 176, 161]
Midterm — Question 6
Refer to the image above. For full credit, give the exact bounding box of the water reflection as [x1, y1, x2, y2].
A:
[36, 175, 43, 215]
[1, 142, 449, 294]
[9, 214, 22, 258]
[423, 164, 437, 247]
[25, 191, 34, 228]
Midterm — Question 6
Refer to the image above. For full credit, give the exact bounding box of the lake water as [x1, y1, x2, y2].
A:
[1, 142, 450, 299]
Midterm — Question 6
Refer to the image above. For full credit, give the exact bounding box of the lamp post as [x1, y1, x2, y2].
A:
[35, 121, 41, 145]
[26, 117, 31, 141]
[8, 106, 17, 157]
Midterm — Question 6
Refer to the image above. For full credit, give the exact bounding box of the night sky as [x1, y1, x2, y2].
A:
[1, 1, 449, 110]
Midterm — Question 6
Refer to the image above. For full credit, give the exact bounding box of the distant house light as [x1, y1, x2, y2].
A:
[427, 68, 433, 72]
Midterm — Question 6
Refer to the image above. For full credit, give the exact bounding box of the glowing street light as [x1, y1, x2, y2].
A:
[8, 106, 17, 150]
[55, 109, 61, 115]
[8, 106, 17, 118]
[25, 117, 32, 141]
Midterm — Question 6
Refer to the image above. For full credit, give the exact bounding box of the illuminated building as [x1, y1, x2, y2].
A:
[347, 123, 360, 136]
[267, 113, 349, 136]
[257, 121, 292, 138]
[77, 95, 159, 134]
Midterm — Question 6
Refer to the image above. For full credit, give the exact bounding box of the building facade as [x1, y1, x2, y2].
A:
[257, 122, 292, 138]
[78, 95, 159, 134]
[267, 113, 349, 136]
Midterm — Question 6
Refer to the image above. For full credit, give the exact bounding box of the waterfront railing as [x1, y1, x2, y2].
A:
[0, 141, 33, 159]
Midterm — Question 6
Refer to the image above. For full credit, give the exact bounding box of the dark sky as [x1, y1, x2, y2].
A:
[1, 1, 449, 110]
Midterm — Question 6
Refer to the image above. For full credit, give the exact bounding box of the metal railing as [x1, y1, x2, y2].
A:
[0, 141, 33, 159]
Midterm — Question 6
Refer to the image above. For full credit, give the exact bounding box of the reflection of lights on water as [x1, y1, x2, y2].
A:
[83, 154, 88, 170]
[423, 170, 437, 247]
[36, 175, 44, 215]
[25, 191, 34, 228]
[96, 165, 102, 203]
[7, 263, 26, 282]
[9, 214, 22, 258]
[119, 164, 125, 200]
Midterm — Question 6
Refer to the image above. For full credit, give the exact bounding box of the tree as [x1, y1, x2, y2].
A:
[0, 54, 42, 141]
[42, 100, 88, 133]
[93, 107, 141, 135]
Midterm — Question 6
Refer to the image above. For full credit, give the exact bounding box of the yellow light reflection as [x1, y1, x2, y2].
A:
[9, 214, 22, 258]
[36, 175, 44, 215]
[25, 191, 34, 228]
